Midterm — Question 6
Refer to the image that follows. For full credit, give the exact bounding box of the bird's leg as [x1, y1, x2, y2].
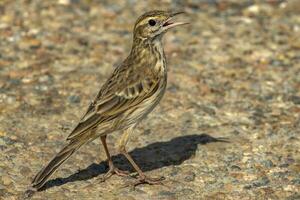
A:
[99, 135, 129, 181]
[118, 128, 164, 186]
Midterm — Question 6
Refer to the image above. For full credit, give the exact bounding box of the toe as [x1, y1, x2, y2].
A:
[114, 168, 130, 176]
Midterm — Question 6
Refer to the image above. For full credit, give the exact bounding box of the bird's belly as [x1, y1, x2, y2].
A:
[120, 79, 167, 127]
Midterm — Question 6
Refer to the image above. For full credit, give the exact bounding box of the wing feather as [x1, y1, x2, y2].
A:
[67, 69, 159, 140]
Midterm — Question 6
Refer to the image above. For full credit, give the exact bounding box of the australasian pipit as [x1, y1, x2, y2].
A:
[30, 10, 188, 190]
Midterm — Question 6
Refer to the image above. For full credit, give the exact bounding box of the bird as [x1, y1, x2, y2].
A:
[30, 10, 188, 190]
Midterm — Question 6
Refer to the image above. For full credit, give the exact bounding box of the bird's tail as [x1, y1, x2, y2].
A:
[31, 136, 89, 190]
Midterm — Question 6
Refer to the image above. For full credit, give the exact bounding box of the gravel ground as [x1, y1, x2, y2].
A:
[0, 0, 300, 199]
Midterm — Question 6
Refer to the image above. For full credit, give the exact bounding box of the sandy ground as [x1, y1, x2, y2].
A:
[0, 0, 299, 199]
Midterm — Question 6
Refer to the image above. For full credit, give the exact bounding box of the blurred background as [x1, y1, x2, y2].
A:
[0, 0, 299, 199]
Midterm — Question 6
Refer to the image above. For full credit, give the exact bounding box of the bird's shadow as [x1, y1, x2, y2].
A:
[40, 134, 228, 191]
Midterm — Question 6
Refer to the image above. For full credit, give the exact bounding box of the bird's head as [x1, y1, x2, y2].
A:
[133, 10, 188, 41]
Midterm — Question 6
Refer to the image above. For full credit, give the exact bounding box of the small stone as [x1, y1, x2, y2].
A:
[38, 75, 52, 83]
[143, 129, 151, 135]
[58, 0, 70, 5]
[167, 84, 179, 93]
[230, 165, 241, 171]
[246, 5, 260, 15]
[0, 137, 16, 145]
[19, 38, 41, 49]
[179, 188, 195, 195]
[200, 105, 216, 115]
[158, 190, 176, 198]
[244, 184, 252, 190]
[252, 176, 270, 188]
[289, 95, 300, 105]
[2, 175, 12, 186]
[19, 166, 32, 176]
[0, 131, 7, 137]
[286, 194, 300, 200]
[35, 84, 48, 91]
[272, 171, 287, 179]
[8, 79, 21, 86]
[184, 171, 196, 182]
[284, 185, 297, 192]
[68, 95, 81, 104]
[170, 167, 181, 177]
[279, 163, 289, 168]
[291, 178, 300, 185]
[0, 189, 8, 198]
[261, 160, 274, 168]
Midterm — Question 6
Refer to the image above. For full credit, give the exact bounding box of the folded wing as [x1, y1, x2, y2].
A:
[66, 68, 159, 141]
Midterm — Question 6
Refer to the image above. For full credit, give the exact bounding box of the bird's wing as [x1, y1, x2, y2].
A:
[66, 66, 160, 140]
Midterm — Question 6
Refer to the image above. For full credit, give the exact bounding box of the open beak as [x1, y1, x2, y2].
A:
[162, 11, 189, 30]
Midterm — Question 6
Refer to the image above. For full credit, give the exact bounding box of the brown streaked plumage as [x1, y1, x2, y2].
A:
[30, 10, 187, 190]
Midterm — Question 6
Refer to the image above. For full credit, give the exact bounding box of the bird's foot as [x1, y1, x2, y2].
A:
[98, 164, 130, 182]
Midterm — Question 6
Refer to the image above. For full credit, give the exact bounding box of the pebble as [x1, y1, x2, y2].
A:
[286, 194, 300, 200]
[68, 95, 81, 103]
[261, 159, 274, 168]
[251, 176, 270, 188]
[184, 171, 196, 182]
[178, 188, 195, 196]
[291, 178, 300, 185]
[2, 175, 12, 186]
[158, 190, 176, 198]
[289, 95, 300, 105]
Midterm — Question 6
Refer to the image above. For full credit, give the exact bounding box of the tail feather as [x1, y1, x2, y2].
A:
[31, 139, 86, 189]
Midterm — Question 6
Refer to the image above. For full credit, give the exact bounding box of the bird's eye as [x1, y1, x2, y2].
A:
[148, 19, 156, 26]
